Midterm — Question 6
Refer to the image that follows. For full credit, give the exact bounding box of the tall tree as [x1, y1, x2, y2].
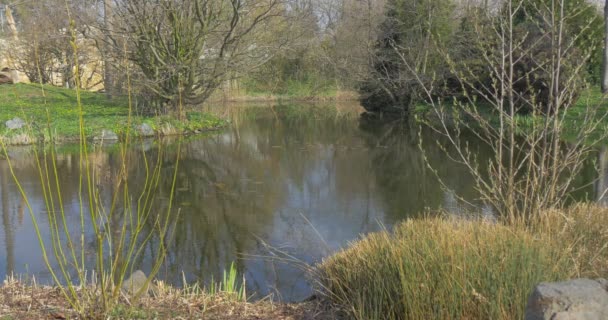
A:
[358, 0, 457, 115]
[603, 0, 608, 93]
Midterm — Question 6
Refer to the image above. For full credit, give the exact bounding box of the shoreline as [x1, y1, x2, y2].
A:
[0, 84, 362, 147]
[0, 122, 228, 147]
[0, 277, 337, 319]
[205, 90, 359, 103]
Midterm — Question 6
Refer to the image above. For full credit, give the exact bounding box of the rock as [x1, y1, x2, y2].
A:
[93, 129, 119, 141]
[525, 278, 608, 320]
[5, 117, 25, 130]
[121, 270, 150, 296]
[0, 68, 13, 85]
[138, 123, 155, 137]
[0, 74, 12, 85]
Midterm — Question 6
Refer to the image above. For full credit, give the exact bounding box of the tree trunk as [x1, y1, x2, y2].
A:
[4, 5, 17, 40]
[602, 0, 608, 93]
[103, 0, 114, 98]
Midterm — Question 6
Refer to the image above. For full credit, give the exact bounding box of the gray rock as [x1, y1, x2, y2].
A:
[525, 278, 608, 320]
[121, 270, 150, 296]
[5, 117, 25, 130]
[93, 129, 119, 141]
[138, 123, 155, 137]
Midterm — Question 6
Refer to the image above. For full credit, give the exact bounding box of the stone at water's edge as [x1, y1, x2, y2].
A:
[525, 278, 608, 320]
[138, 123, 155, 137]
[5, 117, 25, 130]
[121, 270, 150, 296]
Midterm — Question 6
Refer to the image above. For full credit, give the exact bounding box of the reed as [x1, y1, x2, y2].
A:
[0, 10, 181, 318]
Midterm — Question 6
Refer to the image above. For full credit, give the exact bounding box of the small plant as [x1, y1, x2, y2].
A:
[208, 262, 247, 302]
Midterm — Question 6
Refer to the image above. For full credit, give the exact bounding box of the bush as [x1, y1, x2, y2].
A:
[318, 217, 571, 320]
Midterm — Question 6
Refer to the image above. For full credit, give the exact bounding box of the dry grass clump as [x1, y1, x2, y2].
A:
[156, 122, 179, 136]
[0, 133, 36, 145]
[318, 217, 572, 320]
[534, 204, 608, 278]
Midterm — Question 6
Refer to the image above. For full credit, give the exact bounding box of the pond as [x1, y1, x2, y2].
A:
[0, 102, 602, 301]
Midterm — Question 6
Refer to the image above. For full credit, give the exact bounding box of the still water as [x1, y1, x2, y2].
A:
[0, 102, 602, 301]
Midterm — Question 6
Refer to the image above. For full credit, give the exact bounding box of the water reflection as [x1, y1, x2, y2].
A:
[0, 102, 601, 301]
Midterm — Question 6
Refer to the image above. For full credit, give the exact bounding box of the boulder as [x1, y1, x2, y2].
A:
[0, 74, 12, 85]
[93, 129, 119, 141]
[525, 278, 608, 320]
[138, 123, 155, 137]
[0, 68, 13, 85]
[121, 270, 150, 296]
[5, 117, 25, 130]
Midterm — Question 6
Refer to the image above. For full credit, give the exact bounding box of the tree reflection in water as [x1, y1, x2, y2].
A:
[0, 102, 601, 301]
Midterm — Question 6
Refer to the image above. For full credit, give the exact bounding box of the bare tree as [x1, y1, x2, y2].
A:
[320, 0, 386, 88]
[112, 0, 284, 112]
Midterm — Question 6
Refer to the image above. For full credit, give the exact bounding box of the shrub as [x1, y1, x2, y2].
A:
[318, 217, 570, 320]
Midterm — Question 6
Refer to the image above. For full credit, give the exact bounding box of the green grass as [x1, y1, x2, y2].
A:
[0, 84, 226, 144]
[415, 87, 608, 143]
[511, 88, 608, 140]
[557, 88, 608, 141]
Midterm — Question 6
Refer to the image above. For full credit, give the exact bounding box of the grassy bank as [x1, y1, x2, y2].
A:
[414, 87, 608, 142]
[544, 88, 607, 141]
[0, 84, 226, 145]
[318, 204, 608, 320]
[504, 88, 608, 141]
